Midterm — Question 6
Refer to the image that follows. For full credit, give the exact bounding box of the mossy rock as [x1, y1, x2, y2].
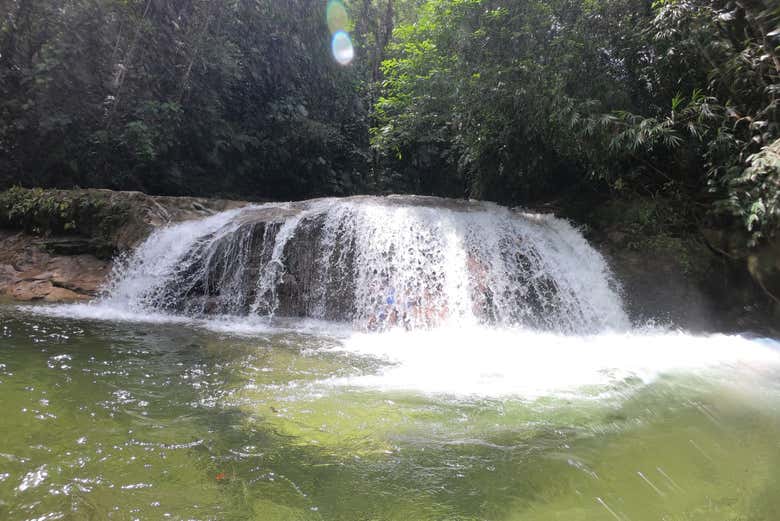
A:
[0, 187, 249, 258]
[0, 187, 130, 257]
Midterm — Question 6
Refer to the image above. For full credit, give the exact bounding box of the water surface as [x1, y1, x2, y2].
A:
[1, 304, 779, 520]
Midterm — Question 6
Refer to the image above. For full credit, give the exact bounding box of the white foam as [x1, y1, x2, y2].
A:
[27, 303, 194, 325]
[27, 303, 353, 339]
[326, 326, 780, 398]
[26, 302, 780, 400]
[103, 206, 251, 311]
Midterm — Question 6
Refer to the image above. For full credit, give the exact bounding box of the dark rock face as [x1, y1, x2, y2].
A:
[275, 213, 357, 320]
[156, 220, 274, 315]
[131, 209, 360, 321]
[274, 214, 329, 318]
[701, 228, 780, 329]
[747, 240, 780, 308]
[594, 227, 778, 334]
[601, 245, 714, 329]
[566, 195, 779, 334]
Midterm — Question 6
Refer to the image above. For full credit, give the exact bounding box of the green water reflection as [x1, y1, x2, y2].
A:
[1, 305, 779, 520]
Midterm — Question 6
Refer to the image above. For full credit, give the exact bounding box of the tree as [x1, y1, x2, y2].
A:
[0, 0, 371, 198]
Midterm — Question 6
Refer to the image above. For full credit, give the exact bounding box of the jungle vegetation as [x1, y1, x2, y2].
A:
[0, 0, 778, 243]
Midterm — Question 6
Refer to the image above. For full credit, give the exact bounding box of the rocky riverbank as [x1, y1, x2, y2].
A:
[0, 230, 109, 301]
[0, 188, 246, 302]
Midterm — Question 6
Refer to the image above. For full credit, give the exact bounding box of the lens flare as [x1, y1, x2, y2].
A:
[332, 31, 354, 66]
[326, 0, 349, 34]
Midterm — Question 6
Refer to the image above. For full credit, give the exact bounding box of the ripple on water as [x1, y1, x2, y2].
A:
[2, 305, 780, 521]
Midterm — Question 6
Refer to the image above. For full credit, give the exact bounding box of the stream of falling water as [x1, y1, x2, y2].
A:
[87, 196, 631, 332]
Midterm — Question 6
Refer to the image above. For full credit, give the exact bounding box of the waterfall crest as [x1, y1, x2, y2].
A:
[100, 196, 629, 333]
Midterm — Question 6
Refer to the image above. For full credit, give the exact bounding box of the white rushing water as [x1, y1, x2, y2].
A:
[90, 196, 631, 332]
[30, 195, 780, 400]
[329, 326, 780, 398]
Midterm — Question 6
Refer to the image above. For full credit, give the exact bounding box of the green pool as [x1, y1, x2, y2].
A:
[1, 304, 779, 521]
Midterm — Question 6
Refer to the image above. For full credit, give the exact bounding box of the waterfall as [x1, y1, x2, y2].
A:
[98, 196, 630, 333]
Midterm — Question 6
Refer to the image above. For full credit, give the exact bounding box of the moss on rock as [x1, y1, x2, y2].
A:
[0, 187, 248, 258]
[0, 187, 129, 257]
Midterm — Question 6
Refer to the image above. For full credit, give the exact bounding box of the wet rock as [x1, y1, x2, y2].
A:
[0, 187, 249, 256]
[11, 279, 54, 301]
[594, 222, 777, 332]
[155, 220, 272, 315]
[47, 256, 108, 295]
[601, 244, 713, 329]
[0, 264, 17, 288]
[44, 286, 87, 301]
[698, 227, 780, 329]
[43, 237, 110, 257]
[10, 279, 88, 302]
[747, 239, 780, 305]
[109, 191, 248, 251]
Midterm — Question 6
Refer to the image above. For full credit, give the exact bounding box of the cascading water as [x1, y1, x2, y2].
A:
[96, 196, 629, 333]
[22, 194, 780, 401]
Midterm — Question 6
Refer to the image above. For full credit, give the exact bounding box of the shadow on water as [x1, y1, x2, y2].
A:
[2, 304, 780, 521]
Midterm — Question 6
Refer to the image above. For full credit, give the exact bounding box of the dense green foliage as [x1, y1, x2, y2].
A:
[373, 0, 780, 242]
[0, 186, 129, 255]
[1, 0, 778, 242]
[0, 0, 371, 198]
